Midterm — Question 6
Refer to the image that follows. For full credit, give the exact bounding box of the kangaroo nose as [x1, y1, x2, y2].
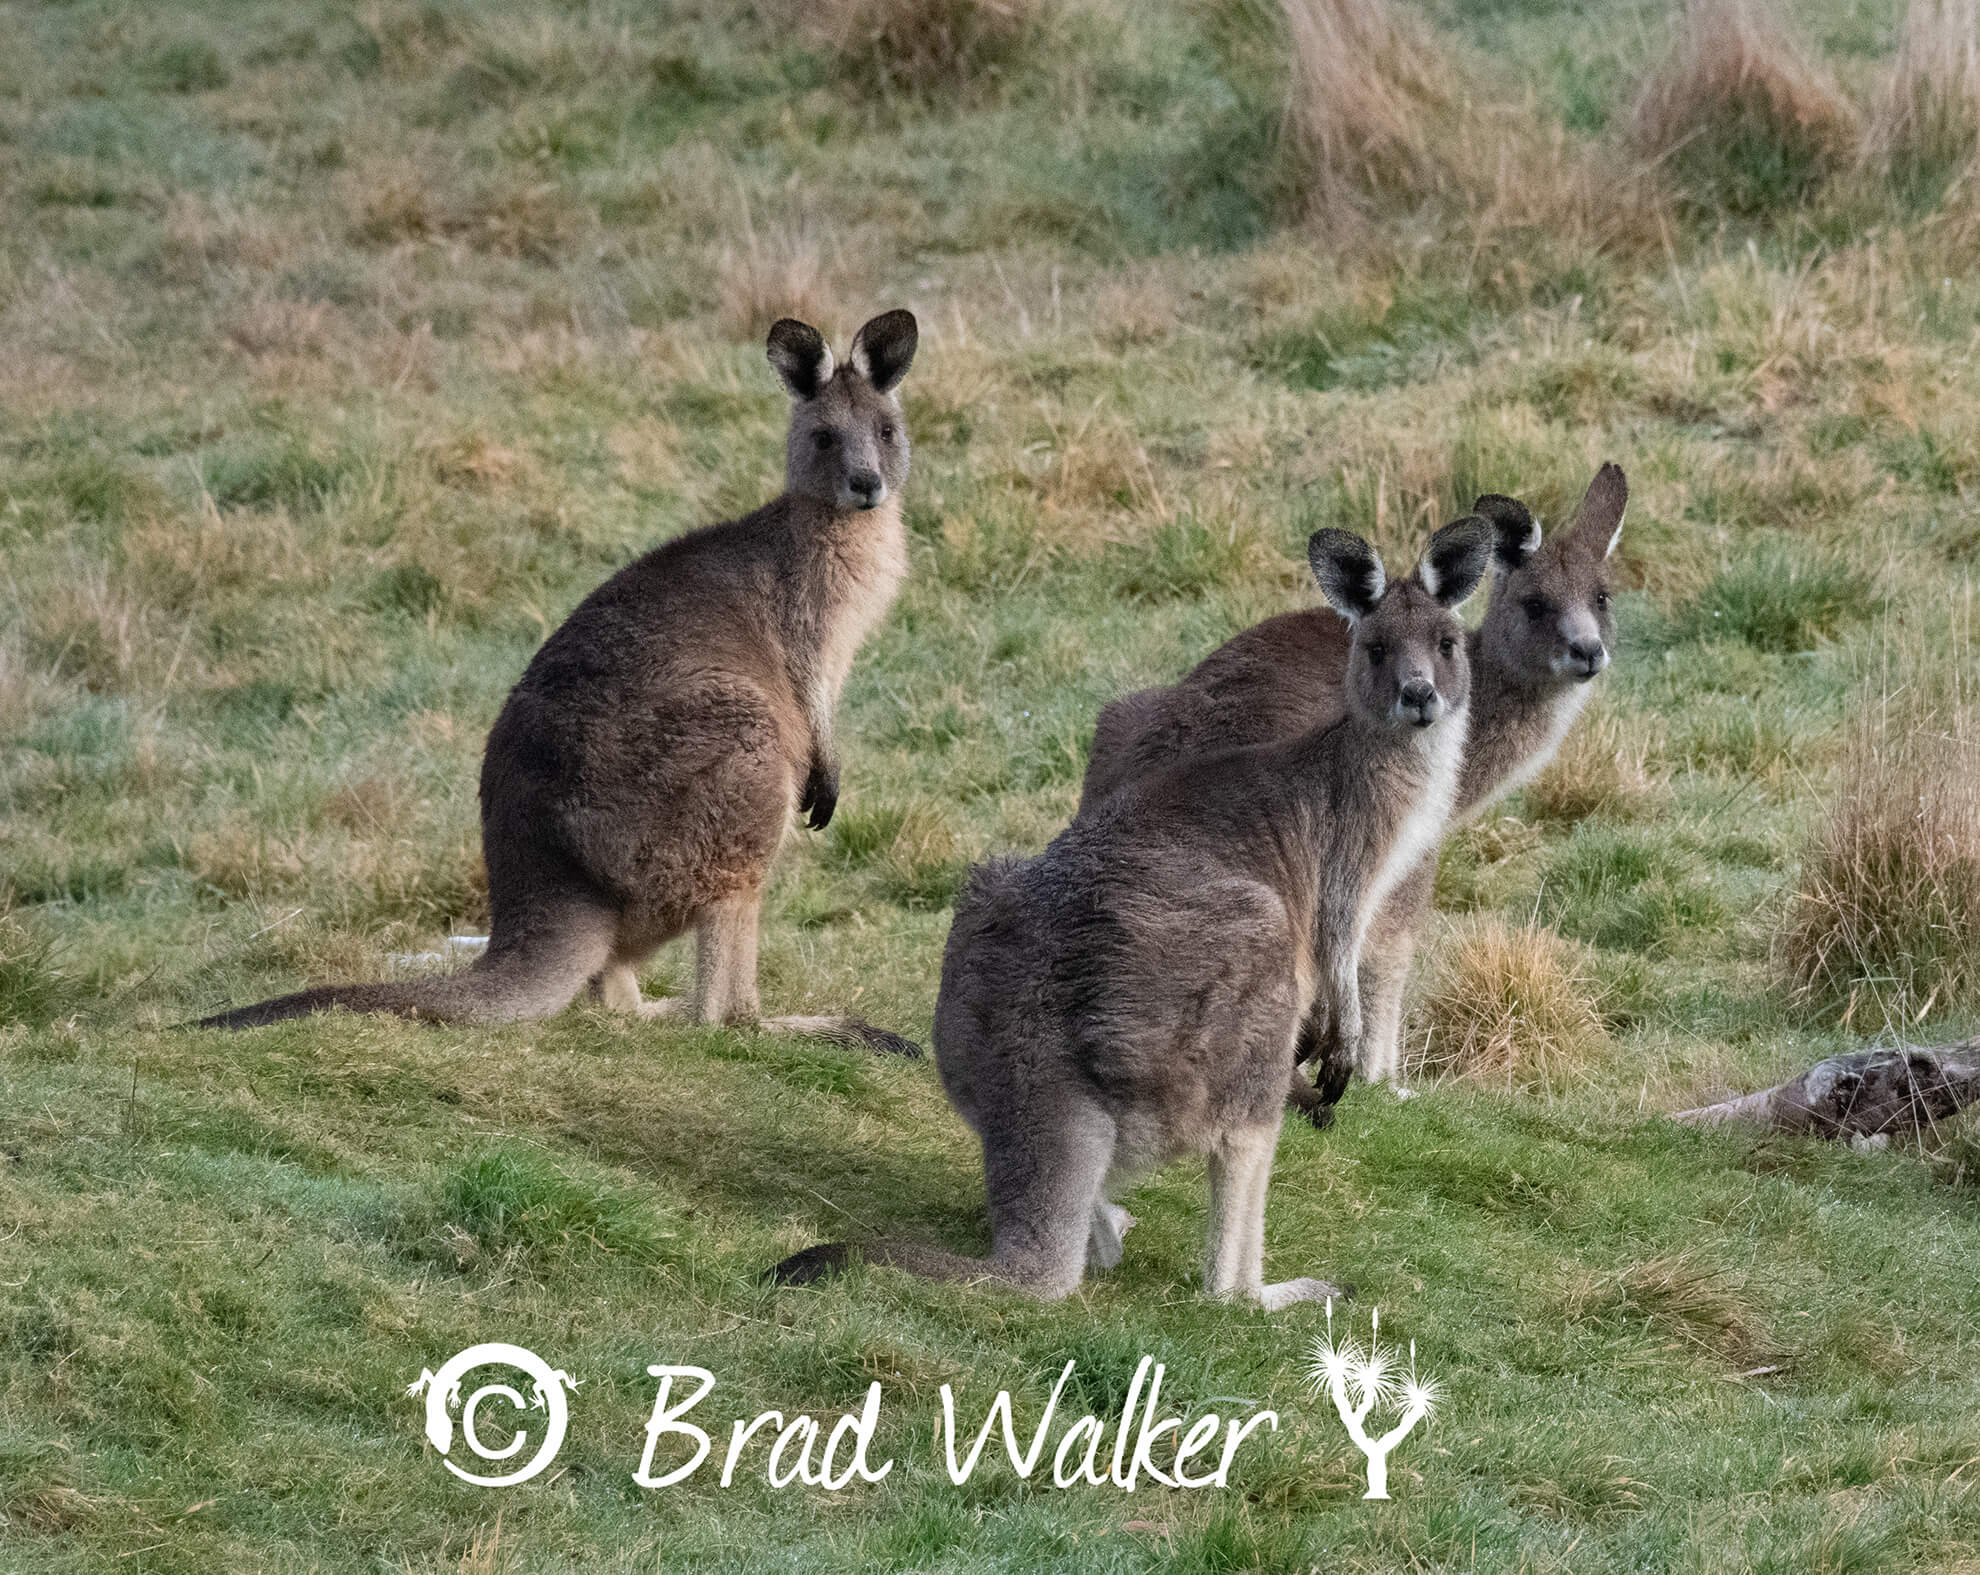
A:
[1398, 679, 1439, 726]
[1567, 639, 1607, 680]
[849, 470, 884, 508]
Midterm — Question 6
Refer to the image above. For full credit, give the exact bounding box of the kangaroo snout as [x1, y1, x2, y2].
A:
[1564, 638, 1607, 681]
[847, 469, 886, 509]
[1396, 677, 1441, 727]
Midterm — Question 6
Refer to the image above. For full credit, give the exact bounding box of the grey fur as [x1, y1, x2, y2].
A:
[1075, 464, 1628, 1115]
[772, 520, 1489, 1303]
[196, 311, 922, 1053]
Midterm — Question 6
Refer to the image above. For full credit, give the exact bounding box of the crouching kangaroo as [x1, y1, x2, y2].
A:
[199, 311, 923, 1053]
[772, 518, 1493, 1304]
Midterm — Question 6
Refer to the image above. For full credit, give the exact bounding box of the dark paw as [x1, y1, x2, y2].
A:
[1286, 1080, 1337, 1130]
[800, 767, 838, 830]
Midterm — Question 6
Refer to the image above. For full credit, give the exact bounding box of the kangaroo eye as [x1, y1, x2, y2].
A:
[1440, 637, 1457, 658]
[879, 424, 896, 443]
[1595, 588, 1611, 609]
[1522, 598, 1549, 623]
[1366, 644, 1387, 665]
[812, 430, 835, 452]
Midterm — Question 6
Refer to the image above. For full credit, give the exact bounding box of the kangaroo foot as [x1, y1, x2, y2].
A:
[1087, 1202, 1138, 1271]
[1258, 1276, 1354, 1311]
[636, 996, 687, 1020]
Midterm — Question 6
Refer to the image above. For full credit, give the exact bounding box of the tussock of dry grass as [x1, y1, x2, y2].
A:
[1629, 0, 1858, 213]
[1865, 0, 1980, 198]
[811, 0, 1045, 100]
[1277, 0, 1656, 276]
[1778, 667, 1980, 1027]
[1524, 701, 1669, 824]
[717, 215, 834, 344]
[1412, 916, 1608, 1094]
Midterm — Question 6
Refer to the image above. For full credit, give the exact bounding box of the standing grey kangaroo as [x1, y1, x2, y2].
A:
[199, 311, 922, 1052]
[1078, 463, 1628, 1119]
[773, 517, 1493, 1303]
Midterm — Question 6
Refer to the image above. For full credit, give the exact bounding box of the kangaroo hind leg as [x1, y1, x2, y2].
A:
[1206, 1121, 1351, 1310]
[980, 1096, 1116, 1301]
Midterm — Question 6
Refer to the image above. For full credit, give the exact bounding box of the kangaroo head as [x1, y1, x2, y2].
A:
[1475, 462, 1627, 690]
[1309, 517, 1493, 733]
[767, 309, 918, 514]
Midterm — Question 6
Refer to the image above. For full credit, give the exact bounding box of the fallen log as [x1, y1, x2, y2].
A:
[1672, 1040, 1980, 1141]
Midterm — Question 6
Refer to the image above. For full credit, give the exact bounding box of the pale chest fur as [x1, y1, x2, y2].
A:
[810, 496, 908, 716]
[1465, 682, 1592, 824]
[1358, 711, 1467, 947]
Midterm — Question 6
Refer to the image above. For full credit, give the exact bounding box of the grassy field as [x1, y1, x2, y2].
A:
[4, 0, 1980, 1569]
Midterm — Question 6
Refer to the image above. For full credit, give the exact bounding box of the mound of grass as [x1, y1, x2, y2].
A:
[0, 906, 66, 1027]
[1098, 514, 1281, 603]
[1412, 916, 1608, 1095]
[1675, 545, 1879, 653]
[1629, 0, 1858, 214]
[1778, 682, 1980, 1026]
[1543, 826, 1727, 954]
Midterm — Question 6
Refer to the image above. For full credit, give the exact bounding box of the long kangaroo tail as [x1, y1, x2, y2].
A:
[758, 1014, 922, 1058]
[193, 902, 615, 1030]
[768, 1240, 1004, 1288]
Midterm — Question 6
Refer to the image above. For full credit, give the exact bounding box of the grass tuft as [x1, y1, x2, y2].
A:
[1864, 0, 1980, 208]
[1676, 544, 1880, 653]
[1411, 916, 1608, 1095]
[1629, 0, 1858, 214]
[812, 0, 1046, 102]
[1778, 668, 1980, 1026]
[1522, 700, 1667, 824]
[717, 215, 834, 344]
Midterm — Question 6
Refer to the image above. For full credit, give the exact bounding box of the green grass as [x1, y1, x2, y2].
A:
[3, 0, 1980, 1570]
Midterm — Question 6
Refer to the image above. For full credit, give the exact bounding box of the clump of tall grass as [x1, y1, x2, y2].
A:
[811, 0, 1046, 101]
[1412, 916, 1608, 1094]
[1778, 655, 1980, 1027]
[1629, 0, 1858, 214]
[1864, 0, 1980, 208]
[1275, 0, 1657, 284]
[716, 214, 833, 344]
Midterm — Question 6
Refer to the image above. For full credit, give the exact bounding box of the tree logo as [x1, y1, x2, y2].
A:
[1305, 1304, 1439, 1500]
[407, 1343, 580, 1487]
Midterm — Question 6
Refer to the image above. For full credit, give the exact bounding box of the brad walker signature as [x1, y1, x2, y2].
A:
[411, 1312, 1437, 1498]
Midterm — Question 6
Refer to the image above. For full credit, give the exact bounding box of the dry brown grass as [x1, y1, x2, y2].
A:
[1523, 700, 1669, 824]
[1777, 659, 1980, 1027]
[1277, 0, 1657, 275]
[716, 214, 834, 345]
[810, 0, 1045, 100]
[1629, 0, 1858, 213]
[1412, 915, 1609, 1094]
[1864, 0, 1980, 198]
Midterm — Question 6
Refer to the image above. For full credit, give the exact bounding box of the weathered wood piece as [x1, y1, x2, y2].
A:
[1673, 1040, 1980, 1140]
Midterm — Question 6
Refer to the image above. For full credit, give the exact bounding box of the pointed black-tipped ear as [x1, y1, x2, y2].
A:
[848, 309, 918, 394]
[1565, 462, 1628, 561]
[767, 319, 834, 401]
[1308, 529, 1386, 623]
[1415, 515, 1494, 609]
[1473, 494, 1541, 572]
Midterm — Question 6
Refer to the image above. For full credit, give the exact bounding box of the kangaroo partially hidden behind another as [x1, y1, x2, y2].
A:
[1078, 463, 1628, 1120]
[772, 518, 1493, 1303]
[199, 311, 923, 1053]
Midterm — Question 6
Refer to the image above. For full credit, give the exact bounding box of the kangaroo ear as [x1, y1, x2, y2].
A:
[1308, 529, 1385, 623]
[1415, 515, 1494, 609]
[767, 319, 834, 401]
[1565, 462, 1628, 560]
[849, 309, 918, 394]
[1473, 493, 1541, 571]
